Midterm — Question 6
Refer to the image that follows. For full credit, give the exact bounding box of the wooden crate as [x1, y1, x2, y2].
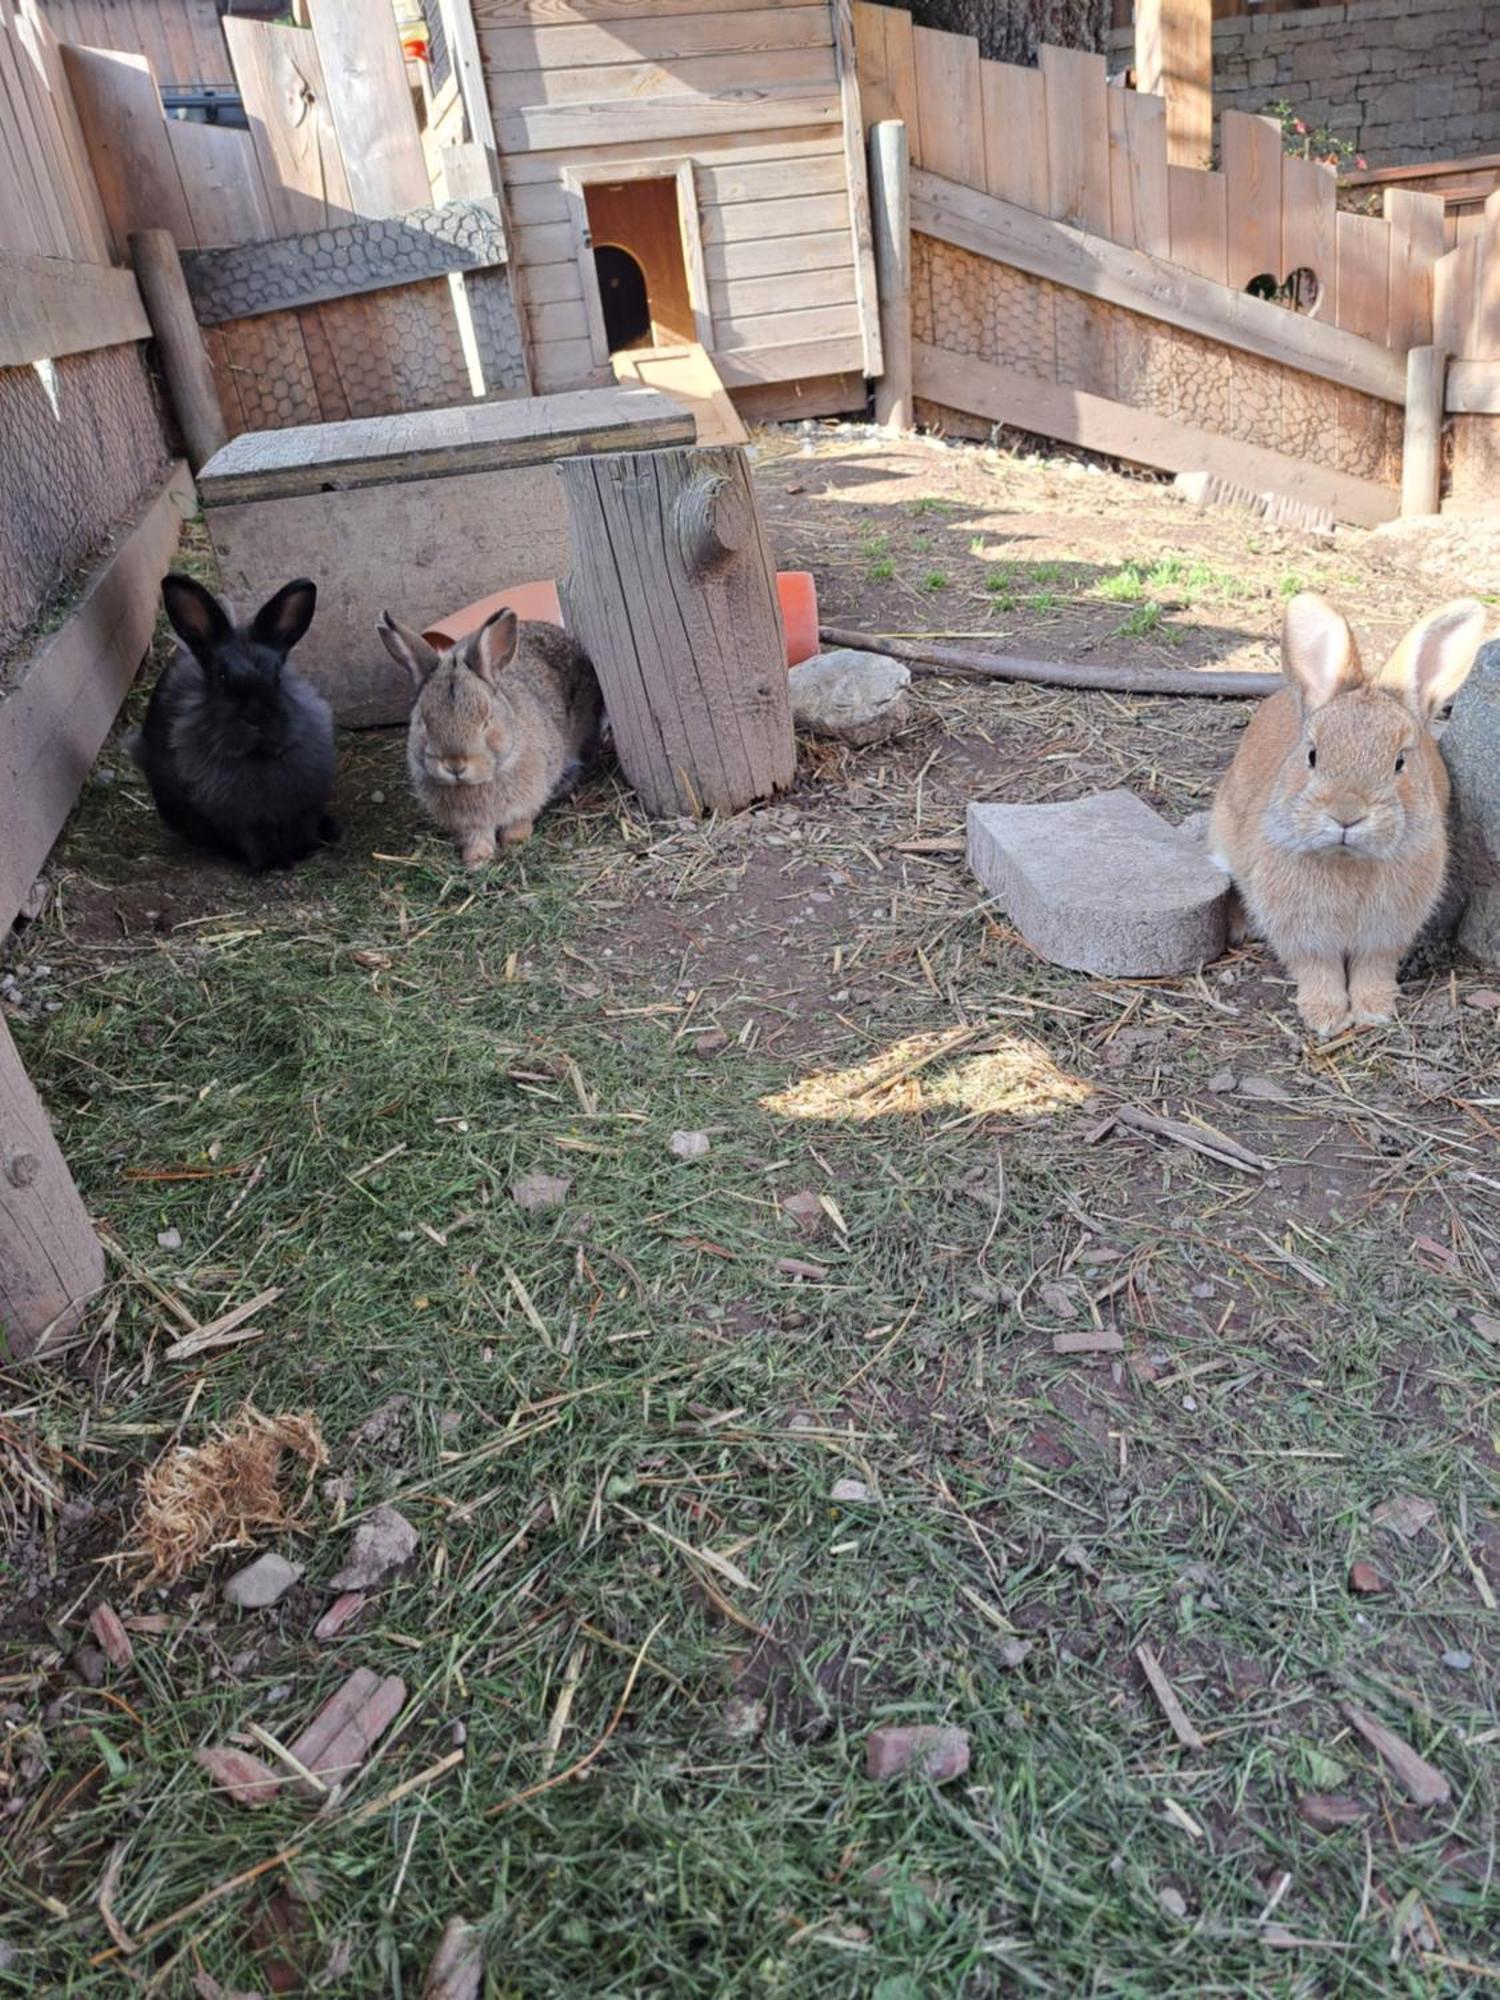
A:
[196, 386, 695, 726]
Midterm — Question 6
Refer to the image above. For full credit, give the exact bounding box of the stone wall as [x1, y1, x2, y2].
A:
[1109, 1, 1500, 168]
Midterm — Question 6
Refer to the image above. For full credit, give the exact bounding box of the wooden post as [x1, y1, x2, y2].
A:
[870, 120, 912, 430]
[1136, 0, 1213, 170]
[1402, 345, 1448, 516]
[0, 1015, 103, 1360]
[129, 229, 227, 470]
[558, 446, 795, 819]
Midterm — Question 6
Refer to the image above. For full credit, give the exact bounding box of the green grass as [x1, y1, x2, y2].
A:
[3, 641, 1497, 1995]
[920, 570, 950, 594]
[1117, 601, 1167, 638]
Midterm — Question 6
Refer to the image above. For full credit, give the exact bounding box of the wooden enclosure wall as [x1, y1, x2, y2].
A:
[477, 0, 879, 399]
[1431, 189, 1500, 512]
[1345, 155, 1500, 255]
[38, 0, 230, 84]
[853, 3, 1452, 523]
[57, 0, 528, 437]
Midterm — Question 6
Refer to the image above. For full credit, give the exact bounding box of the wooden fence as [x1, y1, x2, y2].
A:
[1344, 154, 1500, 255]
[53, 0, 527, 436]
[37, 0, 232, 83]
[853, 3, 1458, 523]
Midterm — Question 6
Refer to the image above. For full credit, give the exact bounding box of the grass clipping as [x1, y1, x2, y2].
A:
[129, 1402, 327, 1582]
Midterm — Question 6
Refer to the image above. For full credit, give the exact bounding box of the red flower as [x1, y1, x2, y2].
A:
[1293, 118, 1307, 134]
[1355, 155, 1367, 169]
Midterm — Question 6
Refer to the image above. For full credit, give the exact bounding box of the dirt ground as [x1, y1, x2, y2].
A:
[2, 429, 1497, 1996]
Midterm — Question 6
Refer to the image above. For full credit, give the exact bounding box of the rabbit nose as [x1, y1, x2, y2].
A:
[1333, 809, 1366, 829]
[444, 756, 467, 776]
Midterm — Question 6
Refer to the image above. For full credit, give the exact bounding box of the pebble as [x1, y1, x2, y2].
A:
[831, 1478, 870, 1503]
[156, 1228, 183, 1251]
[668, 1129, 711, 1160]
[1442, 1649, 1473, 1671]
[222, 1553, 302, 1609]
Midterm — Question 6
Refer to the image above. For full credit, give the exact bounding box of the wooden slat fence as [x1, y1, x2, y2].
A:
[38, 0, 231, 84]
[53, 0, 530, 436]
[1430, 188, 1500, 510]
[853, 2, 1456, 523]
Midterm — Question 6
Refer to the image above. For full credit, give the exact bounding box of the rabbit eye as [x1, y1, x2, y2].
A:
[1394, 751, 1407, 774]
[1306, 744, 1317, 769]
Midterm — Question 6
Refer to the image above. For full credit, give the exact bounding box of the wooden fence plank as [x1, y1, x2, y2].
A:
[981, 59, 1048, 214]
[1475, 185, 1500, 358]
[852, 0, 894, 124]
[1039, 45, 1109, 234]
[0, 15, 72, 255]
[1433, 236, 1477, 357]
[912, 23, 981, 188]
[167, 120, 272, 248]
[0, 247, 149, 364]
[1281, 154, 1337, 323]
[1336, 207, 1390, 344]
[1123, 87, 1169, 260]
[831, 0, 882, 377]
[311, 0, 429, 217]
[913, 341, 1399, 526]
[1135, 0, 1211, 168]
[225, 18, 352, 236]
[17, 2, 114, 263]
[1384, 186, 1445, 352]
[1222, 110, 1282, 290]
[878, 2, 920, 164]
[60, 44, 196, 253]
[1168, 163, 1226, 283]
[912, 169, 1406, 402]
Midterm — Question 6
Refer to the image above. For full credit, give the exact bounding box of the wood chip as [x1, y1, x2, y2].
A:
[1341, 1703, 1451, 1807]
[1115, 1103, 1265, 1174]
[194, 1745, 283, 1807]
[88, 1602, 134, 1668]
[775, 1256, 831, 1280]
[1135, 1643, 1205, 1750]
[163, 1287, 282, 1362]
[1052, 1329, 1125, 1354]
[295, 1675, 407, 1797]
[313, 1592, 368, 1642]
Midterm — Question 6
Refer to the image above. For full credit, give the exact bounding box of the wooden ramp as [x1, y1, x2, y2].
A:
[611, 344, 748, 447]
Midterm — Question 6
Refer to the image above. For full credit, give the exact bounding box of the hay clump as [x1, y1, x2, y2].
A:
[130, 1402, 327, 1582]
[0, 1409, 66, 1544]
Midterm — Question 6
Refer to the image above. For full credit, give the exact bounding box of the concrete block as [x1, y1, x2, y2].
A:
[1443, 638, 1500, 965]
[967, 790, 1231, 977]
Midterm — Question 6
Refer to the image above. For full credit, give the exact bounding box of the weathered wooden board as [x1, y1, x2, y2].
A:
[1384, 187, 1445, 352]
[0, 249, 149, 366]
[224, 16, 353, 236]
[60, 44, 196, 253]
[911, 23, 981, 188]
[1135, 0, 1212, 169]
[612, 341, 748, 446]
[981, 57, 1048, 216]
[912, 172, 1407, 401]
[1040, 45, 1110, 234]
[310, 0, 429, 217]
[914, 340, 1398, 525]
[0, 1011, 103, 1359]
[1222, 111, 1282, 291]
[0, 461, 193, 934]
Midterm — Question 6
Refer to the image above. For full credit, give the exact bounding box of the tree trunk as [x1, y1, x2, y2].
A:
[0, 1016, 102, 1359]
[558, 445, 794, 818]
[906, 0, 1111, 64]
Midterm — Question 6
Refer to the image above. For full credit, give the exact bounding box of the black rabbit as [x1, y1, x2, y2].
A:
[130, 574, 338, 871]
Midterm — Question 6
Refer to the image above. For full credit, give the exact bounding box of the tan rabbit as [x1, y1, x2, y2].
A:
[1209, 593, 1488, 1038]
[377, 608, 602, 867]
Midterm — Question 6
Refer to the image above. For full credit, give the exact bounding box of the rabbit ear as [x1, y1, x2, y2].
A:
[469, 608, 518, 690]
[377, 611, 441, 689]
[162, 573, 231, 662]
[1281, 593, 1361, 710]
[1375, 598, 1488, 720]
[251, 578, 317, 656]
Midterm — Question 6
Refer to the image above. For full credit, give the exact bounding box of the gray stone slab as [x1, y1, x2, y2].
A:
[968, 789, 1231, 976]
[1443, 636, 1500, 964]
[181, 200, 507, 326]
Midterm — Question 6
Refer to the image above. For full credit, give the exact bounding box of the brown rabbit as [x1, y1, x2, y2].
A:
[1208, 593, 1488, 1038]
[377, 608, 602, 867]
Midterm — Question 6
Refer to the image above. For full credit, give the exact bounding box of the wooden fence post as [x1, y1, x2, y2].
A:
[1401, 345, 1448, 517]
[558, 446, 795, 819]
[1135, 0, 1213, 169]
[871, 119, 912, 430]
[0, 1015, 102, 1360]
[130, 229, 227, 469]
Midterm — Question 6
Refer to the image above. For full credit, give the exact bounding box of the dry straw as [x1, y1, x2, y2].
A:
[129, 1402, 327, 1582]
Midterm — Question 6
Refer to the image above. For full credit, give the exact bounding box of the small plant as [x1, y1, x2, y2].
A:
[911, 497, 960, 517]
[1278, 570, 1309, 597]
[1028, 591, 1059, 613]
[1265, 99, 1365, 174]
[1097, 563, 1147, 602]
[868, 556, 896, 582]
[1118, 601, 1165, 638]
[921, 569, 950, 593]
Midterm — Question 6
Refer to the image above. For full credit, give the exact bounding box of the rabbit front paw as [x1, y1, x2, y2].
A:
[1348, 955, 1399, 1028]
[1288, 957, 1351, 1040]
[460, 834, 497, 868]
[500, 819, 534, 846]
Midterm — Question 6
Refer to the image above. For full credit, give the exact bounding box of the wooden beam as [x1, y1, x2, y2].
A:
[0, 251, 149, 367]
[1401, 345, 1447, 517]
[1446, 357, 1500, 412]
[911, 169, 1408, 403]
[912, 340, 1399, 527]
[831, 0, 882, 377]
[129, 230, 227, 471]
[309, 0, 429, 217]
[870, 119, 911, 428]
[1135, 0, 1212, 169]
[0, 462, 194, 937]
[0, 1012, 103, 1360]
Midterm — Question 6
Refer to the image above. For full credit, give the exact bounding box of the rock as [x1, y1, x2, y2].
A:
[864, 1724, 970, 1783]
[511, 1171, 571, 1215]
[1371, 1493, 1437, 1540]
[1207, 1069, 1237, 1093]
[1441, 635, 1500, 963]
[1297, 1791, 1369, 1833]
[328, 1507, 419, 1592]
[1348, 1561, 1388, 1596]
[668, 1129, 711, 1160]
[156, 1227, 183, 1252]
[967, 790, 1230, 977]
[721, 1695, 767, 1741]
[788, 650, 912, 746]
[73, 1644, 107, 1688]
[781, 1189, 826, 1238]
[831, 1477, 870, 1503]
[689, 1029, 729, 1055]
[420, 1916, 485, 2000]
[1442, 1649, 1473, 1672]
[223, 1553, 302, 1609]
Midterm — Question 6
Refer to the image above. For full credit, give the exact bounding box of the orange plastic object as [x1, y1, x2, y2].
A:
[422, 581, 562, 650]
[426, 571, 818, 668]
[777, 571, 819, 667]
